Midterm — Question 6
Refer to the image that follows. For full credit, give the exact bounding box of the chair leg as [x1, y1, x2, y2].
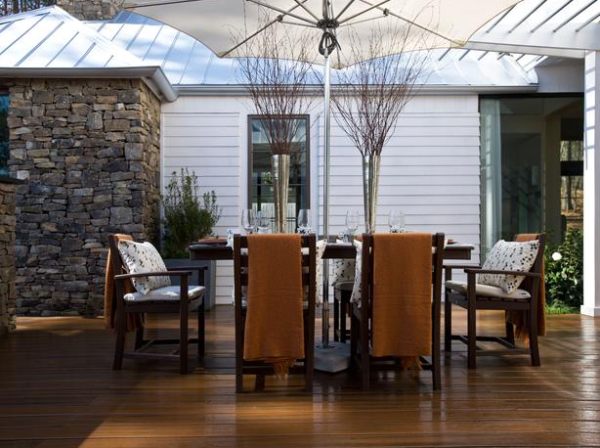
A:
[432, 302, 441, 391]
[113, 310, 126, 371]
[360, 325, 370, 390]
[350, 312, 358, 361]
[467, 304, 477, 370]
[179, 303, 189, 375]
[197, 298, 205, 362]
[505, 321, 515, 347]
[340, 296, 348, 343]
[529, 310, 541, 367]
[134, 325, 144, 350]
[235, 314, 244, 393]
[333, 290, 340, 342]
[444, 292, 452, 352]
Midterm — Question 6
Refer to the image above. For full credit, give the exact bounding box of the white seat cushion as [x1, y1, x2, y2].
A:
[445, 280, 531, 300]
[124, 285, 205, 302]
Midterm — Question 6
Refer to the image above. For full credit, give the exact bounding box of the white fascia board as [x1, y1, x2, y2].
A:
[0, 66, 177, 102]
[174, 84, 538, 97]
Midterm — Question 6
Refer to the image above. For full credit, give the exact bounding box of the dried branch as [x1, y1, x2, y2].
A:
[331, 22, 433, 158]
[237, 22, 315, 155]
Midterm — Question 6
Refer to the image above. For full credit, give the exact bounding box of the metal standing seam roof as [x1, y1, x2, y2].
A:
[0, 5, 537, 90]
[2, 0, 599, 92]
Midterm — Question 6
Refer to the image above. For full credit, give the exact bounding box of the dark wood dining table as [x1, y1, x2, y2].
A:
[188, 240, 474, 261]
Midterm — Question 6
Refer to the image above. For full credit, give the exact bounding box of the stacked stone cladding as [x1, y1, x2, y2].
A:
[56, 0, 123, 20]
[7, 78, 161, 316]
[0, 179, 17, 333]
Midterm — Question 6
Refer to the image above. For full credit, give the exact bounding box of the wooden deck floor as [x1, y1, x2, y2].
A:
[0, 306, 599, 447]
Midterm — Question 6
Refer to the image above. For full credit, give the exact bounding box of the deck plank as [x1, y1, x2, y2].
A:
[0, 307, 599, 447]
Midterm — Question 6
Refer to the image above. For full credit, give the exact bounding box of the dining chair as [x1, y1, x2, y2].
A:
[108, 234, 207, 374]
[233, 233, 316, 393]
[350, 232, 445, 390]
[444, 234, 545, 369]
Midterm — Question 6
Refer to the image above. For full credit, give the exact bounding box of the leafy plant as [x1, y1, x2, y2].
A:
[544, 229, 583, 312]
[161, 169, 221, 258]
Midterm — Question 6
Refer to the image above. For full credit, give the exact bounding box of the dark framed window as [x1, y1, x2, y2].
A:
[0, 91, 8, 177]
[248, 115, 310, 232]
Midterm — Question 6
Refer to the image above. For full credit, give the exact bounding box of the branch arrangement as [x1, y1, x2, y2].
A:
[237, 23, 315, 155]
[331, 23, 433, 158]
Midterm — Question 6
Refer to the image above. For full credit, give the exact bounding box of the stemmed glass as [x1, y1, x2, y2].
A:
[297, 209, 311, 234]
[240, 209, 256, 235]
[388, 210, 406, 233]
[345, 209, 359, 241]
[256, 210, 271, 233]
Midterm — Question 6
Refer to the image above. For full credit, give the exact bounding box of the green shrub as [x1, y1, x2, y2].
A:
[544, 229, 583, 311]
[162, 169, 221, 258]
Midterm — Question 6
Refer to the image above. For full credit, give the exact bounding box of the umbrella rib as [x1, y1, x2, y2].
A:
[293, 0, 320, 21]
[335, 0, 356, 21]
[355, 0, 462, 46]
[339, 15, 387, 28]
[338, 0, 391, 25]
[247, 0, 317, 26]
[220, 0, 316, 57]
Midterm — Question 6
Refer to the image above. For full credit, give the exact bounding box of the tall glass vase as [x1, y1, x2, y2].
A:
[272, 154, 290, 233]
[362, 153, 381, 233]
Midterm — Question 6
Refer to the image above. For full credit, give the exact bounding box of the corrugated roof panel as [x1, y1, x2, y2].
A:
[162, 31, 196, 83]
[6, 15, 65, 67]
[0, 13, 47, 55]
[17, 23, 78, 67]
[140, 24, 178, 67]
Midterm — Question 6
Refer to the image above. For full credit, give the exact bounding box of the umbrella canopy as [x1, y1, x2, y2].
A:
[124, 0, 522, 68]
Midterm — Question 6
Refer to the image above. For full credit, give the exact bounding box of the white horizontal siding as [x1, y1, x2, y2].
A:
[162, 98, 245, 304]
[162, 94, 481, 303]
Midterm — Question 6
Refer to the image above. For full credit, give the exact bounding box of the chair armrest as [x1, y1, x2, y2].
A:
[166, 265, 208, 272]
[463, 268, 541, 278]
[115, 270, 192, 280]
[443, 264, 481, 271]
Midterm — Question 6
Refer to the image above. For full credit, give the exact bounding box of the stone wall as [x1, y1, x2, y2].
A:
[7, 78, 161, 316]
[0, 178, 18, 334]
[56, 0, 123, 20]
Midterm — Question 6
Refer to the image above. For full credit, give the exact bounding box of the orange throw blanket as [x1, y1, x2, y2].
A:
[507, 234, 546, 340]
[243, 234, 305, 376]
[103, 234, 143, 332]
[372, 233, 432, 367]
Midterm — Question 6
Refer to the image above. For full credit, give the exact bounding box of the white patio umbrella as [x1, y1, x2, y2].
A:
[125, 0, 523, 371]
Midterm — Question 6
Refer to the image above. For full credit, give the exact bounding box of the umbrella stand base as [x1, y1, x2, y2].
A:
[315, 342, 351, 373]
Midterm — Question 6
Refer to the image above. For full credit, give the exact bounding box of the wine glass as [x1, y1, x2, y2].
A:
[297, 209, 311, 234]
[345, 209, 359, 241]
[240, 209, 255, 235]
[256, 210, 271, 233]
[388, 210, 406, 233]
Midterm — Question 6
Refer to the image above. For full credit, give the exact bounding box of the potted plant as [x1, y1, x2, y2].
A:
[162, 169, 221, 309]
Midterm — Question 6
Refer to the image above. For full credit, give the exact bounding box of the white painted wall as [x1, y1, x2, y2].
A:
[582, 52, 600, 316]
[162, 93, 481, 304]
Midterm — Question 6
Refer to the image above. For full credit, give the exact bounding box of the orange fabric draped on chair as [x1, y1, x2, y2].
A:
[371, 233, 432, 366]
[103, 233, 143, 332]
[243, 234, 305, 376]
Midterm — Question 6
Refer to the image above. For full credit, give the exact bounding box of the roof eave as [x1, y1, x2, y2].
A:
[173, 84, 539, 97]
[0, 66, 177, 102]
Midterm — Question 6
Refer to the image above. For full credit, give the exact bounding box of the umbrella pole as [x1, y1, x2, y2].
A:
[315, 47, 350, 373]
[321, 50, 331, 348]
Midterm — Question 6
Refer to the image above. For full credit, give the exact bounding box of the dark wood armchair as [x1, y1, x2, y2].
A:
[350, 233, 445, 390]
[233, 234, 316, 393]
[108, 234, 207, 374]
[444, 234, 545, 369]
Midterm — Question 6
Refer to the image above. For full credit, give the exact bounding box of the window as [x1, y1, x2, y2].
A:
[0, 92, 8, 177]
[248, 116, 310, 232]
